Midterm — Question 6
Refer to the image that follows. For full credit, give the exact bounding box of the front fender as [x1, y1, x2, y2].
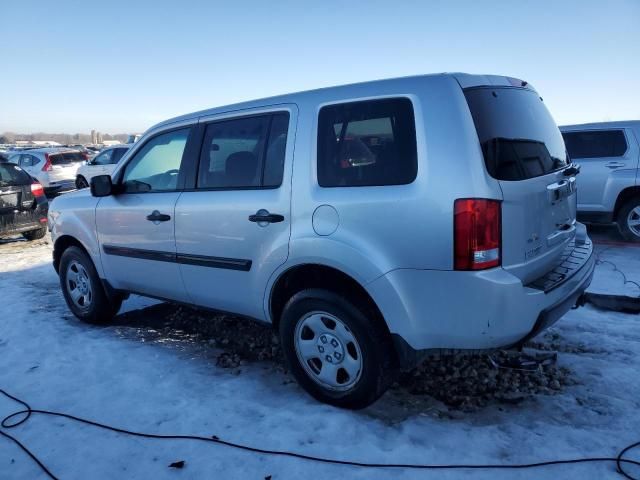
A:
[49, 192, 101, 276]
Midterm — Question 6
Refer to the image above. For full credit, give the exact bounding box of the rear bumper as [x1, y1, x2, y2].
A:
[368, 237, 595, 368]
[0, 206, 48, 237]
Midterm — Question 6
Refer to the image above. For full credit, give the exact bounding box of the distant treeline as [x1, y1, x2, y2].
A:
[0, 132, 131, 144]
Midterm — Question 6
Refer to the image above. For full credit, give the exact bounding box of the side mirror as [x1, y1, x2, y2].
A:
[90, 175, 113, 197]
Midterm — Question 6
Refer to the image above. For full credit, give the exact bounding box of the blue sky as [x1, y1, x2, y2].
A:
[1, 0, 638, 133]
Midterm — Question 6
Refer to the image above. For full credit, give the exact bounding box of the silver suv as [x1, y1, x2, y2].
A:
[8, 148, 86, 196]
[49, 74, 595, 408]
[560, 121, 640, 241]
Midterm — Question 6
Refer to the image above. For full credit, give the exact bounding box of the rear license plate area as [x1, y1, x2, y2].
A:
[0, 193, 18, 209]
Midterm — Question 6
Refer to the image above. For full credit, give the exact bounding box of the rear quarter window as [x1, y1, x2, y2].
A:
[317, 98, 417, 187]
[561, 130, 627, 159]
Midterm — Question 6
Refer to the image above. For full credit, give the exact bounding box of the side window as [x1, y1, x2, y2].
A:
[24, 154, 38, 167]
[198, 112, 289, 189]
[92, 150, 113, 165]
[562, 130, 628, 159]
[111, 148, 127, 164]
[122, 128, 190, 193]
[263, 113, 289, 187]
[317, 98, 417, 187]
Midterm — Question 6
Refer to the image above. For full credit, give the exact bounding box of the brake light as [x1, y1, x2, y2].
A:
[454, 199, 501, 270]
[42, 154, 52, 172]
[31, 183, 45, 198]
[81, 152, 89, 160]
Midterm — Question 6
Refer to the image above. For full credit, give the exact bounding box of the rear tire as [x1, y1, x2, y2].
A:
[279, 289, 396, 409]
[617, 197, 640, 242]
[76, 176, 89, 189]
[59, 246, 122, 324]
[22, 227, 46, 241]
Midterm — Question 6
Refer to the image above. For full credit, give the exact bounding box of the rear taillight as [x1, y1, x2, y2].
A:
[454, 199, 501, 271]
[42, 154, 52, 172]
[31, 183, 45, 198]
[81, 152, 89, 160]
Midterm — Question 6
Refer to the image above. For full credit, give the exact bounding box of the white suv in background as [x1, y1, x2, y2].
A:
[561, 121, 640, 241]
[75, 145, 131, 189]
[8, 148, 86, 196]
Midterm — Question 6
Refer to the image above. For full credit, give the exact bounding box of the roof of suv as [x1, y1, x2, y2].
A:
[149, 72, 533, 133]
[560, 120, 640, 130]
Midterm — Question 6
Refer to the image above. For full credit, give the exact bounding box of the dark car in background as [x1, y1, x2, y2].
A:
[0, 161, 48, 240]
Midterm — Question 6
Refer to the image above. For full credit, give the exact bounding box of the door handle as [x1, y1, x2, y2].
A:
[605, 162, 626, 169]
[146, 210, 171, 222]
[248, 209, 284, 224]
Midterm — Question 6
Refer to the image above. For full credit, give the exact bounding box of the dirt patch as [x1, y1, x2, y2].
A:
[115, 303, 576, 411]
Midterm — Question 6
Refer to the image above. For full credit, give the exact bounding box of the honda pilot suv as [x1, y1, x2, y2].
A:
[48, 74, 594, 408]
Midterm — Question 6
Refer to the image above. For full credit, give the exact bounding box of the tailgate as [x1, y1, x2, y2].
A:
[499, 171, 577, 283]
[463, 84, 580, 284]
[49, 152, 84, 181]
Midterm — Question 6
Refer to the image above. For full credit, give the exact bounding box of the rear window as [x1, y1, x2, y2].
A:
[561, 130, 627, 159]
[317, 98, 417, 187]
[464, 87, 568, 181]
[0, 163, 31, 185]
[50, 151, 85, 165]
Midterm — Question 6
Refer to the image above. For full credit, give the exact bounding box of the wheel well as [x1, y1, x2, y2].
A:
[270, 264, 389, 335]
[614, 186, 640, 219]
[53, 235, 88, 273]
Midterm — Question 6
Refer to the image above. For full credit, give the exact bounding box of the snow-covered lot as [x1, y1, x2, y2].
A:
[1, 231, 639, 480]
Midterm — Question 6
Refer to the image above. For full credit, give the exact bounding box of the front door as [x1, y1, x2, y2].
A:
[96, 126, 193, 301]
[175, 108, 295, 320]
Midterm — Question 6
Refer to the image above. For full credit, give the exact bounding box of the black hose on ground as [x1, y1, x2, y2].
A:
[1, 389, 638, 479]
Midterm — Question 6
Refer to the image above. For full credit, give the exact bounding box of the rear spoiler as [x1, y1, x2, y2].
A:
[452, 73, 537, 93]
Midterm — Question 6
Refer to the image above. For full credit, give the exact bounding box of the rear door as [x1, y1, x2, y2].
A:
[174, 108, 295, 319]
[16, 154, 39, 179]
[96, 126, 194, 301]
[464, 86, 578, 284]
[561, 129, 637, 211]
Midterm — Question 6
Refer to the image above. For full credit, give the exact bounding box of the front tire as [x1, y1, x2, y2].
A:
[59, 246, 122, 324]
[279, 289, 396, 409]
[617, 197, 640, 242]
[22, 227, 46, 241]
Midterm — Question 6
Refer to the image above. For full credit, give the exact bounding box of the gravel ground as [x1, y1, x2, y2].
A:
[113, 303, 576, 412]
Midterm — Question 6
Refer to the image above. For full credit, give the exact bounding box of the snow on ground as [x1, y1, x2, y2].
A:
[1, 231, 639, 480]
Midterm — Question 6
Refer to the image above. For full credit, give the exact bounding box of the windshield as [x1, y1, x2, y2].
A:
[464, 87, 568, 181]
